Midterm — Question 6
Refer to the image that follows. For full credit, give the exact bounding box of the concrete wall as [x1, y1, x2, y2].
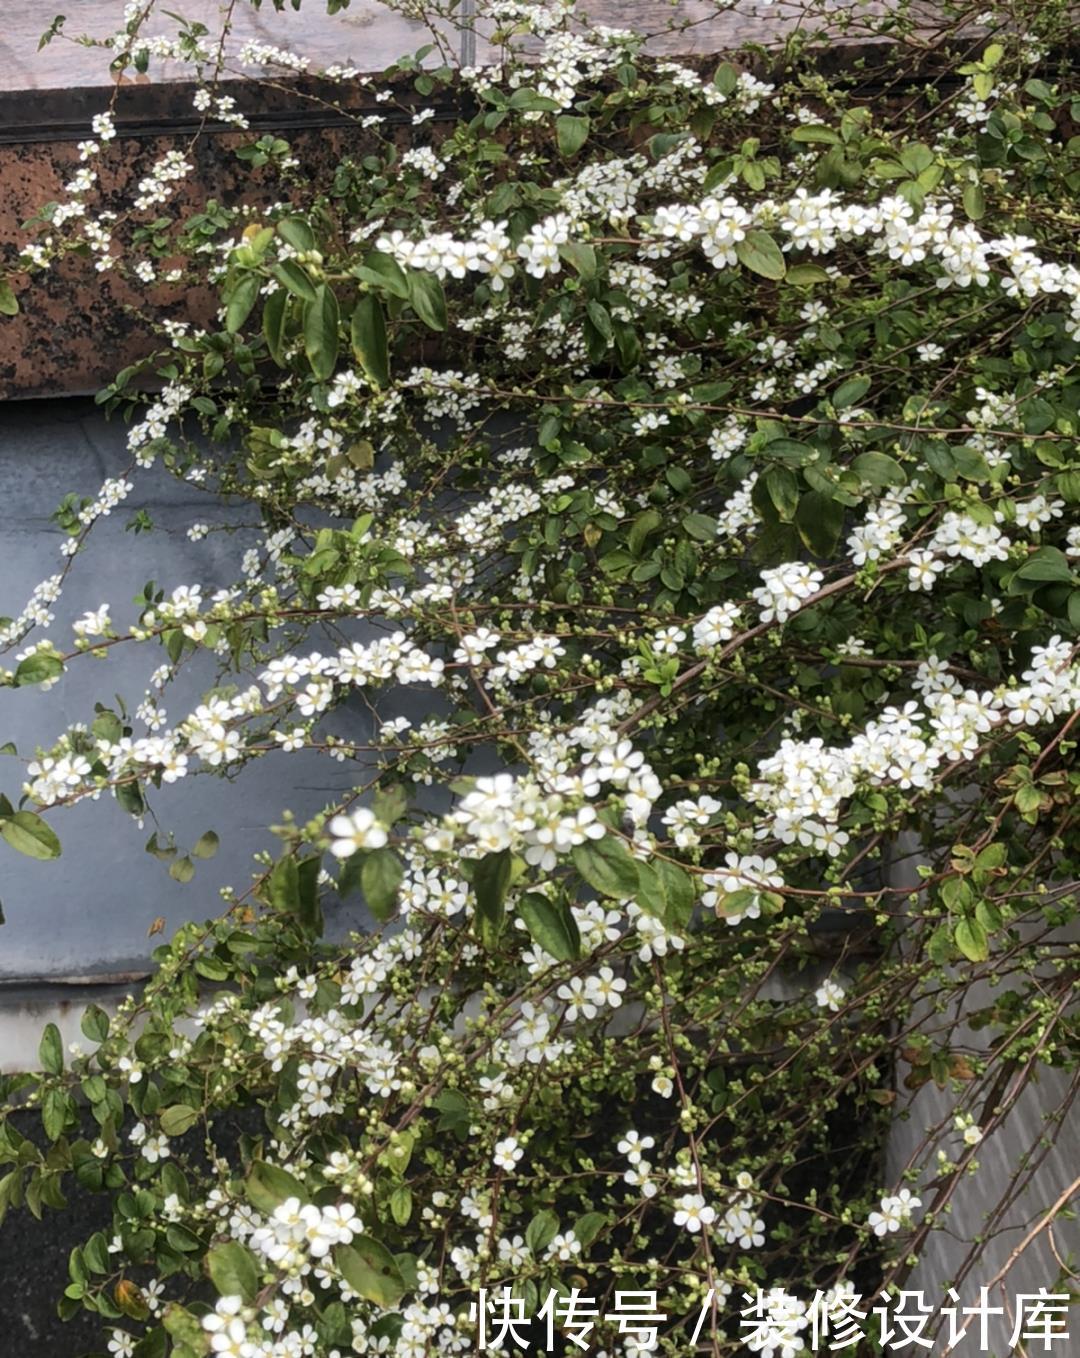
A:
[0, 398, 380, 1003]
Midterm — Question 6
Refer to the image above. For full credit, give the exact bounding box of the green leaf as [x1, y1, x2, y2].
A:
[166, 1224, 202, 1253]
[354, 250, 410, 299]
[84, 1232, 111, 1274]
[899, 142, 934, 176]
[42, 1087, 70, 1141]
[682, 513, 717, 542]
[1, 811, 61, 860]
[192, 831, 220, 860]
[160, 1104, 199, 1137]
[785, 263, 830, 286]
[556, 114, 590, 157]
[296, 856, 322, 935]
[525, 1209, 559, 1254]
[433, 1089, 470, 1138]
[832, 375, 871, 410]
[975, 899, 1003, 933]
[206, 1242, 259, 1303]
[765, 466, 799, 522]
[81, 1005, 110, 1044]
[573, 1211, 607, 1248]
[304, 284, 340, 382]
[14, 653, 64, 686]
[335, 1239, 405, 1309]
[262, 288, 288, 367]
[245, 1161, 306, 1215]
[791, 125, 841, 144]
[267, 856, 299, 913]
[735, 230, 786, 280]
[1013, 548, 1075, 585]
[225, 273, 260, 333]
[612, 318, 641, 369]
[954, 918, 989, 963]
[951, 445, 990, 482]
[585, 300, 612, 341]
[762, 438, 817, 465]
[922, 442, 956, 481]
[351, 293, 390, 388]
[628, 508, 663, 556]
[163, 1308, 206, 1356]
[518, 893, 580, 961]
[361, 847, 403, 922]
[962, 182, 985, 220]
[473, 848, 513, 949]
[640, 857, 695, 929]
[39, 1023, 63, 1076]
[265, 855, 322, 934]
[0, 277, 19, 317]
[713, 62, 738, 94]
[168, 855, 194, 884]
[852, 451, 905, 487]
[795, 491, 844, 556]
[571, 838, 640, 900]
[559, 242, 596, 280]
[407, 270, 447, 332]
[271, 260, 318, 302]
[974, 843, 1006, 872]
[508, 87, 561, 112]
[276, 216, 316, 253]
[389, 1184, 413, 1226]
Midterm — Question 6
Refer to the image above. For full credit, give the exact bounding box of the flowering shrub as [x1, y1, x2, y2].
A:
[1, 0, 1078, 1355]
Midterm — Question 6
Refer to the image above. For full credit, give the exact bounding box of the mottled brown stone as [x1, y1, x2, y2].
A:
[0, 1, 957, 399]
[0, 75, 466, 398]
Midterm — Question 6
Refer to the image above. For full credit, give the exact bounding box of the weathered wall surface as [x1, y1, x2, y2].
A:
[0, 398, 383, 998]
[2, 0, 910, 92]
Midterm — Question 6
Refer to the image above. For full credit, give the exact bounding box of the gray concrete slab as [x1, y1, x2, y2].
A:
[0, 398, 377, 982]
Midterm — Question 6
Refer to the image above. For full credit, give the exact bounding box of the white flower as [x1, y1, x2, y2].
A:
[498, 1235, 531, 1269]
[815, 979, 845, 1012]
[617, 1130, 656, 1164]
[140, 1133, 170, 1163]
[299, 1201, 358, 1256]
[693, 602, 741, 652]
[545, 1230, 581, 1261]
[493, 1136, 524, 1172]
[907, 549, 946, 592]
[73, 605, 111, 638]
[702, 853, 784, 926]
[557, 975, 597, 1021]
[673, 1193, 716, 1233]
[751, 562, 825, 624]
[868, 1188, 921, 1236]
[328, 807, 388, 858]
